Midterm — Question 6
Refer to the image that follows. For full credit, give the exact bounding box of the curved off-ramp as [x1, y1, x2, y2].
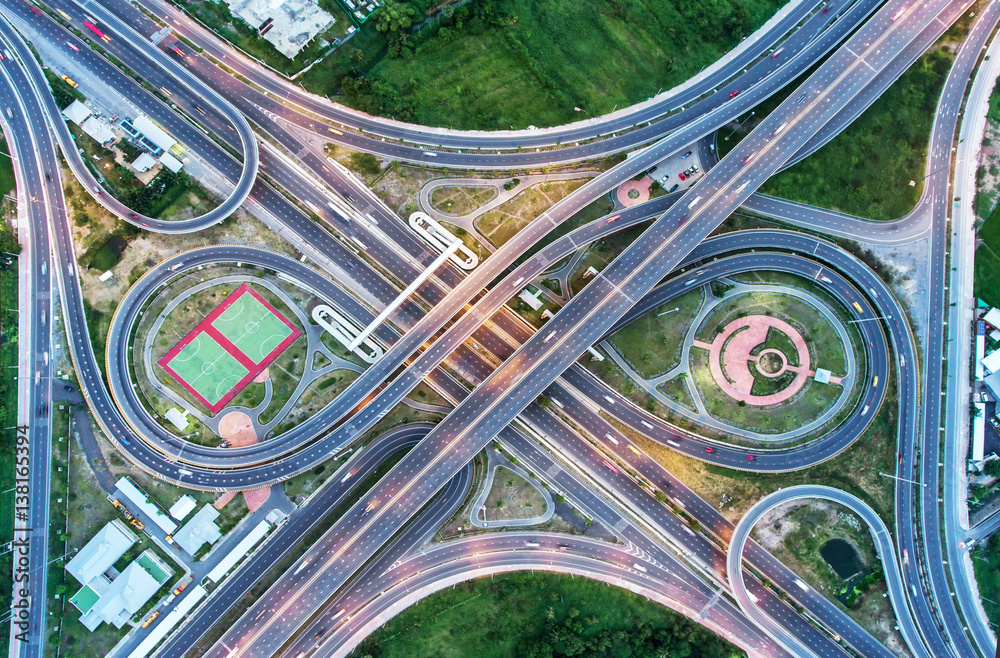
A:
[0, 6, 258, 233]
[726, 485, 929, 658]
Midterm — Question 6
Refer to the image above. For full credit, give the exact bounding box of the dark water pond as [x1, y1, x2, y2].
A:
[820, 538, 865, 579]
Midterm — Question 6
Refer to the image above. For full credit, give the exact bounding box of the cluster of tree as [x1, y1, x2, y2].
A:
[843, 563, 884, 608]
[117, 169, 191, 217]
[518, 607, 738, 657]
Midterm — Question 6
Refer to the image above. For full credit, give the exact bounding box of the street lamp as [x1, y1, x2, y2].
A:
[910, 160, 961, 185]
[724, 112, 754, 141]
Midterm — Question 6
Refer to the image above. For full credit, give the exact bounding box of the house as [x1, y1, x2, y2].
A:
[131, 152, 158, 174]
[71, 550, 173, 631]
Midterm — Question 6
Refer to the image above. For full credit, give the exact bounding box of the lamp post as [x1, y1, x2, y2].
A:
[724, 112, 755, 141]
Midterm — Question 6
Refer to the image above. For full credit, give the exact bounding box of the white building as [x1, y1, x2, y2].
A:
[65, 520, 137, 587]
[132, 115, 177, 153]
[169, 495, 197, 521]
[131, 152, 157, 173]
[973, 402, 986, 463]
[226, 0, 335, 59]
[81, 116, 115, 144]
[173, 505, 222, 556]
[983, 349, 1000, 375]
[114, 477, 179, 534]
[159, 152, 183, 173]
[61, 100, 91, 126]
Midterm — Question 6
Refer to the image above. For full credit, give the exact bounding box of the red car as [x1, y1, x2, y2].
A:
[704, 446, 715, 453]
[822, 3, 831, 13]
[131, 213, 140, 220]
[747, 455, 755, 461]
[678, 172, 687, 181]
[730, 90, 740, 98]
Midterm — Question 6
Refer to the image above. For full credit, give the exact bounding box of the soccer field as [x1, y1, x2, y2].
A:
[165, 334, 249, 407]
[157, 284, 301, 413]
[211, 292, 294, 363]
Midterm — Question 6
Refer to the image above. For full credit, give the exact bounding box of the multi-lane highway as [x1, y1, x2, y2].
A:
[180, 2, 970, 654]
[1, 0, 996, 655]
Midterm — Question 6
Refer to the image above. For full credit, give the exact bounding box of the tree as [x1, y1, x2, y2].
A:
[655, 491, 668, 504]
[984, 459, 1000, 479]
[537, 395, 552, 409]
[375, 0, 415, 33]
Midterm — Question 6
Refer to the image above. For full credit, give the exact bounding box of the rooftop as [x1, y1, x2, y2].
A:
[65, 520, 137, 587]
[226, 0, 335, 59]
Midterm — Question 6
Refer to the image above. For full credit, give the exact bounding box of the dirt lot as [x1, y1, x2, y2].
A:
[476, 179, 590, 247]
[430, 185, 497, 216]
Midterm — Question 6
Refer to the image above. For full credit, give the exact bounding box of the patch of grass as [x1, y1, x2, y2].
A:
[312, 0, 783, 130]
[429, 185, 497, 215]
[476, 179, 589, 247]
[972, 533, 1000, 633]
[44, 69, 85, 109]
[974, 245, 1000, 309]
[657, 375, 696, 411]
[0, 236, 15, 656]
[0, 135, 14, 198]
[481, 466, 545, 521]
[354, 571, 740, 657]
[607, 368, 899, 526]
[760, 48, 954, 220]
[609, 287, 704, 378]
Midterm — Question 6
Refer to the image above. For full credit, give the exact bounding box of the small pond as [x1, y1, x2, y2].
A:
[820, 538, 865, 580]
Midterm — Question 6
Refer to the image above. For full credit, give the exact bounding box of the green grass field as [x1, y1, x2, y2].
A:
[354, 571, 740, 657]
[167, 334, 248, 405]
[609, 287, 705, 379]
[211, 292, 292, 362]
[303, 0, 783, 129]
[972, 534, 1000, 632]
[976, 204, 1000, 307]
[761, 48, 954, 220]
[0, 136, 14, 199]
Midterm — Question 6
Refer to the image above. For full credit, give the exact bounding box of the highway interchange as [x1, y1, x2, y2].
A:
[0, 0, 997, 656]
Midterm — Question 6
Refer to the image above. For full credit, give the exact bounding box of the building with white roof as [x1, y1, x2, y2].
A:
[985, 308, 1000, 329]
[61, 100, 91, 126]
[114, 477, 178, 534]
[73, 550, 172, 631]
[973, 402, 986, 463]
[65, 520, 137, 587]
[132, 115, 177, 153]
[131, 152, 157, 173]
[81, 116, 115, 144]
[169, 495, 197, 521]
[158, 152, 183, 173]
[983, 349, 1000, 376]
[165, 407, 189, 431]
[173, 505, 222, 556]
[977, 320, 986, 381]
[226, 0, 334, 59]
[78, 562, 159, 630]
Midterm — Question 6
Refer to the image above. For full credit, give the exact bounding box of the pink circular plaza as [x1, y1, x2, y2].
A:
[693, 315, 816, 406]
